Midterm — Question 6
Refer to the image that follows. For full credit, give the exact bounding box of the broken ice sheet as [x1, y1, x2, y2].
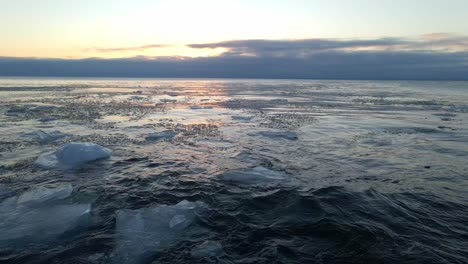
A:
[0, 184, 91, 247]
[114, 200, 206, 263]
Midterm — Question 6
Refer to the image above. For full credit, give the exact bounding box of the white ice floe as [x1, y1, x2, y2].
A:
[248, 131, 298, 140]
[114, 200, 205, 263]
[34, 142, 112, 169]
[218, 166, 292, 185]
[191, 240, 223, 258]
[21, 130, 67, 144]
[0, 184, 91, 246]
[145, 130, 178, 142]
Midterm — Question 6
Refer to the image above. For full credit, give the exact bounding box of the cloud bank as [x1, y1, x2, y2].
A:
[1, 34, 468, 80]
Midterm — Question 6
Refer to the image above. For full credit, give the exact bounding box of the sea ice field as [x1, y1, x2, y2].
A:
[0, 78, 467, 263]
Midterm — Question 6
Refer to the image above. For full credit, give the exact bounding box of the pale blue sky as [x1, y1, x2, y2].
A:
[1, 0, 467, 58]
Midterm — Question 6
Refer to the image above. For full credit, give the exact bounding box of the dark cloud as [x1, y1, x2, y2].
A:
[189, 38, 409, 57]
[189, 35, 468, 57]
[1, 35, 468, 80]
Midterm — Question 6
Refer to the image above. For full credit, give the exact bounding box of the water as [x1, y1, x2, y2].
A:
[0, 77, 467, 263]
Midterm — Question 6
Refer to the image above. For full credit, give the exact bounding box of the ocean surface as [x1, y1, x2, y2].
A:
[0, 78, 467, 263]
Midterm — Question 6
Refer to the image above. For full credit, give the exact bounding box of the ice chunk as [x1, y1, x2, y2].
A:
[0, 204, 91, 246]
[56, 142, 111, 167]
[248, 131, 298, 140]
[218, 166, 291, 185]
[145, 130, 178, 142]
[169, 214, 187, 229]
[0, 184, 91, 246]
[16, 184, 73, 206]
[114, 200, 205, 263]
[34, 151, 61, 169]
[34, 142, 112, 169]
[21, 130, 67, 144]
[191, 240, 223, 258]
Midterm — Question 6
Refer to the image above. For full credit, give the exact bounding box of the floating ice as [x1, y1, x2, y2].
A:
[248, 131, 298, 140]
[114, 200, 205, 263]
[218, 166, 291, 185]
[34, 142, 112, 169]
[145, 130, 178, 142]
[191, 240, 223, 258]
[0, 184, 91, 246]
[21, 130, 67, 144]
[15, 184, 73, 206]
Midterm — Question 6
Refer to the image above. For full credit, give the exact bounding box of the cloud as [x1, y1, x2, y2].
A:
[2, 34, 468, 80]
[189, 34, 468, 57]
[90, 44, 170, 53]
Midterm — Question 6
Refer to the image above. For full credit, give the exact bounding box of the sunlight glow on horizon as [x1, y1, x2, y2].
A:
[1, 0, 468, 58]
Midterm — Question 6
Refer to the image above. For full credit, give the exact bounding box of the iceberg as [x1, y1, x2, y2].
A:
[34, 142, 112, 169]
[218, 166, 292, 185]
[114, 200, 205, 263]
[0, 184, 91, 246]
[145, 130, 178, 142]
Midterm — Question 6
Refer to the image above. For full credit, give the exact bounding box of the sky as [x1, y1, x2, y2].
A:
[1, 0, 468, 79]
